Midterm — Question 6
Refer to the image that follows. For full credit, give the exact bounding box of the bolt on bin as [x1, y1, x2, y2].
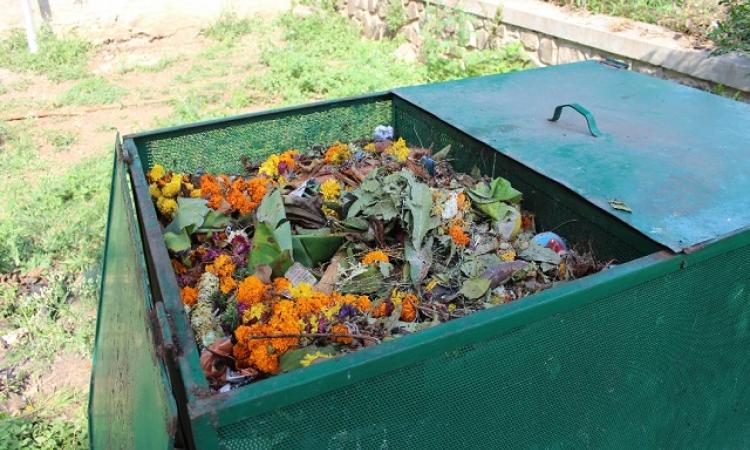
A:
[89, 61, 750, 449]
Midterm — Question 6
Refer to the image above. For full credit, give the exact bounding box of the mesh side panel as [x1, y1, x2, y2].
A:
[217, 244, 750, 449]
[136, 99, 392, 174]
[395, 99, 654, 263]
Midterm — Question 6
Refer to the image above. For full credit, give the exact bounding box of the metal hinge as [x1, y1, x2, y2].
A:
[115, 132, 132, 164]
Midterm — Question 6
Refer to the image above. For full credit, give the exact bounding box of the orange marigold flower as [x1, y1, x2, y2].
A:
[448, 225, 470, 247]
[324, 142, 351, 164]
[296, 292, 331, 317]
[206, 254, 235, 279]
[354, 295, 372, 313]
[200, 174, 222, 197]
[237, 275, 269, 306]
[400, 293, 419, 322]
[372, 302, 390, 318]
[331, 323, 352, 344]
[207, 194, 224, 210]
[220, 276, 236, 294]
[246, 177, 268, 203]
[180, 286, 198, 306]
[252, 345, 280, 374]
[171, 259, 187, 274]
[362, 250, 389, 265]
[227, 187, 254, 215]
[456, 192, 466, 209]
[272, 277, 291, 294]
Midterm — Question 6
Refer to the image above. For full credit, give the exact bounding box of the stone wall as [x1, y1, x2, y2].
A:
[335, 0, 750, 97]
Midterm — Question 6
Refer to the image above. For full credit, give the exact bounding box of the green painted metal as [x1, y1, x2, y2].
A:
[92, 65, 750, 448]
[89, 141, 177, 449]
[394, 61, 750, 252]
[548, 103, 602, 137]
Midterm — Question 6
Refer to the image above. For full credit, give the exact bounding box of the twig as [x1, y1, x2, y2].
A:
[2, 98, 171, 122]
[241, 332, 381, 344]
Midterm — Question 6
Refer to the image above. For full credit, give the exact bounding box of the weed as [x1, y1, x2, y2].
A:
[0, 413, 87, 449]
[117, 56, 181, 74]
[55, 77, 127, 107]
[710, 0, 750, 54]
[173, 62, 231, 84]
[545, 0, 720, 38]
[44, 129, 78, 151]
[201, 11, 262, 44]
[384, 0, 409, 33]
[0, 28, 91, 81]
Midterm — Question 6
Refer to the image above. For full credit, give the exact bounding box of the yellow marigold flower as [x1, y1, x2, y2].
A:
[385, 138, 410, 161]
[242, 303, 267, 324]
[500, 249, 516, 262]
[237, 275, 269, 306]
[149, 183, 162, 199]
[259, 154, 280, 178]
[363, 143, 377, 153]
[190, 189, 202, 198]
[424, 279, 438, 292]
[320, 179, 341, 202]
[161, 174, 182, 198]
[324, 142, 351, 165]
[300, 351, 334, 367]
[362, 250, 389, 265]
[289, 282, 314, 300]
[321, 206, 339, 219]
[448, 303, 457, 312]
[147, 164, 165, 182]
[322, 303, 342, 321]
[156, 197, 178, 217]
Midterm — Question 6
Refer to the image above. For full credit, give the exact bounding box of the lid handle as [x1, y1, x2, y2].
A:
[548, 103, 602, 137]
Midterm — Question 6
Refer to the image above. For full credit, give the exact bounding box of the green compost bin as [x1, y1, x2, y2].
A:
[90, 61, 750, 448]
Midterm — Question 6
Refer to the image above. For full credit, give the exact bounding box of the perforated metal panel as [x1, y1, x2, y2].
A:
[135, 97, 392, 174]
[216, 242, 750, 449]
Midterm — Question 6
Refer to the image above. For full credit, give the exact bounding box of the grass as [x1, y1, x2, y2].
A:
[200, 11, 262, 44]
[44, 129, 78, 151]
[709, 0, 750, 54]
[0, 28, 91, 81]
[546, 0, 721, 39]
[55, 77, 127, 107]
[116, 56, 181, 74]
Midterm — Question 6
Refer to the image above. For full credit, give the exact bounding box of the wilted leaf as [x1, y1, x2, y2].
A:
[279, 346, 336, 373]
[405, 238, 432, 287]
[468, 177, 522, 222]
[481, 260, 529, 288]
[292, 234, 344, 268]
[460, 277, 491, 299]
[339, 265, 383, 294]
[609, 199, 632, 213]
[257, 189, 292, 252]
[518, 242, 561, 265]
[432, 144, 451, 161]
[249, 222, 292, 277]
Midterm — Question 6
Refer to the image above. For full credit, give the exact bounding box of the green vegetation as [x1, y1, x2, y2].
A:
[0, 413, 87, 450]
[55, 77, 127, 107]
[0, 28, 91, 81]
[44, 129, 78, 151]
[384, 0, 409, 33]
[546, 0, 721, 38]
[710, 0, 750, 54]
[117, 56, 181, 74]
[200, 11, 262, 44]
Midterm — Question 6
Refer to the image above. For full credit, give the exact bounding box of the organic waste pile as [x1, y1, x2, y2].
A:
[147, 125, 605, 391]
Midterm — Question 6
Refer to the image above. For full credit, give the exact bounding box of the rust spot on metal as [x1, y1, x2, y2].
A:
[683, 242, 705, 254]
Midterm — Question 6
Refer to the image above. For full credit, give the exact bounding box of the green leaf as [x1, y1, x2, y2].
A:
[405, 238, 432, 288]
[518, 242, 561, 265]
[404, 175, 436, 250]
[201, 210, 230, 230]
[163, 229, 191, 253]
[164, 197, 210, 235]
[339, 265, 383, 294]
[432, 144, 451, 160]
[468, 177, 522, 221]
[249, 222, 292, 277]
[459, 277, 491, 299]
[257, 189, 292, 252]
[291, 235, 344, 268]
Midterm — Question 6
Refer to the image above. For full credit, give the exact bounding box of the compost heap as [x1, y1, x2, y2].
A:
[148, 125, 605, 390]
